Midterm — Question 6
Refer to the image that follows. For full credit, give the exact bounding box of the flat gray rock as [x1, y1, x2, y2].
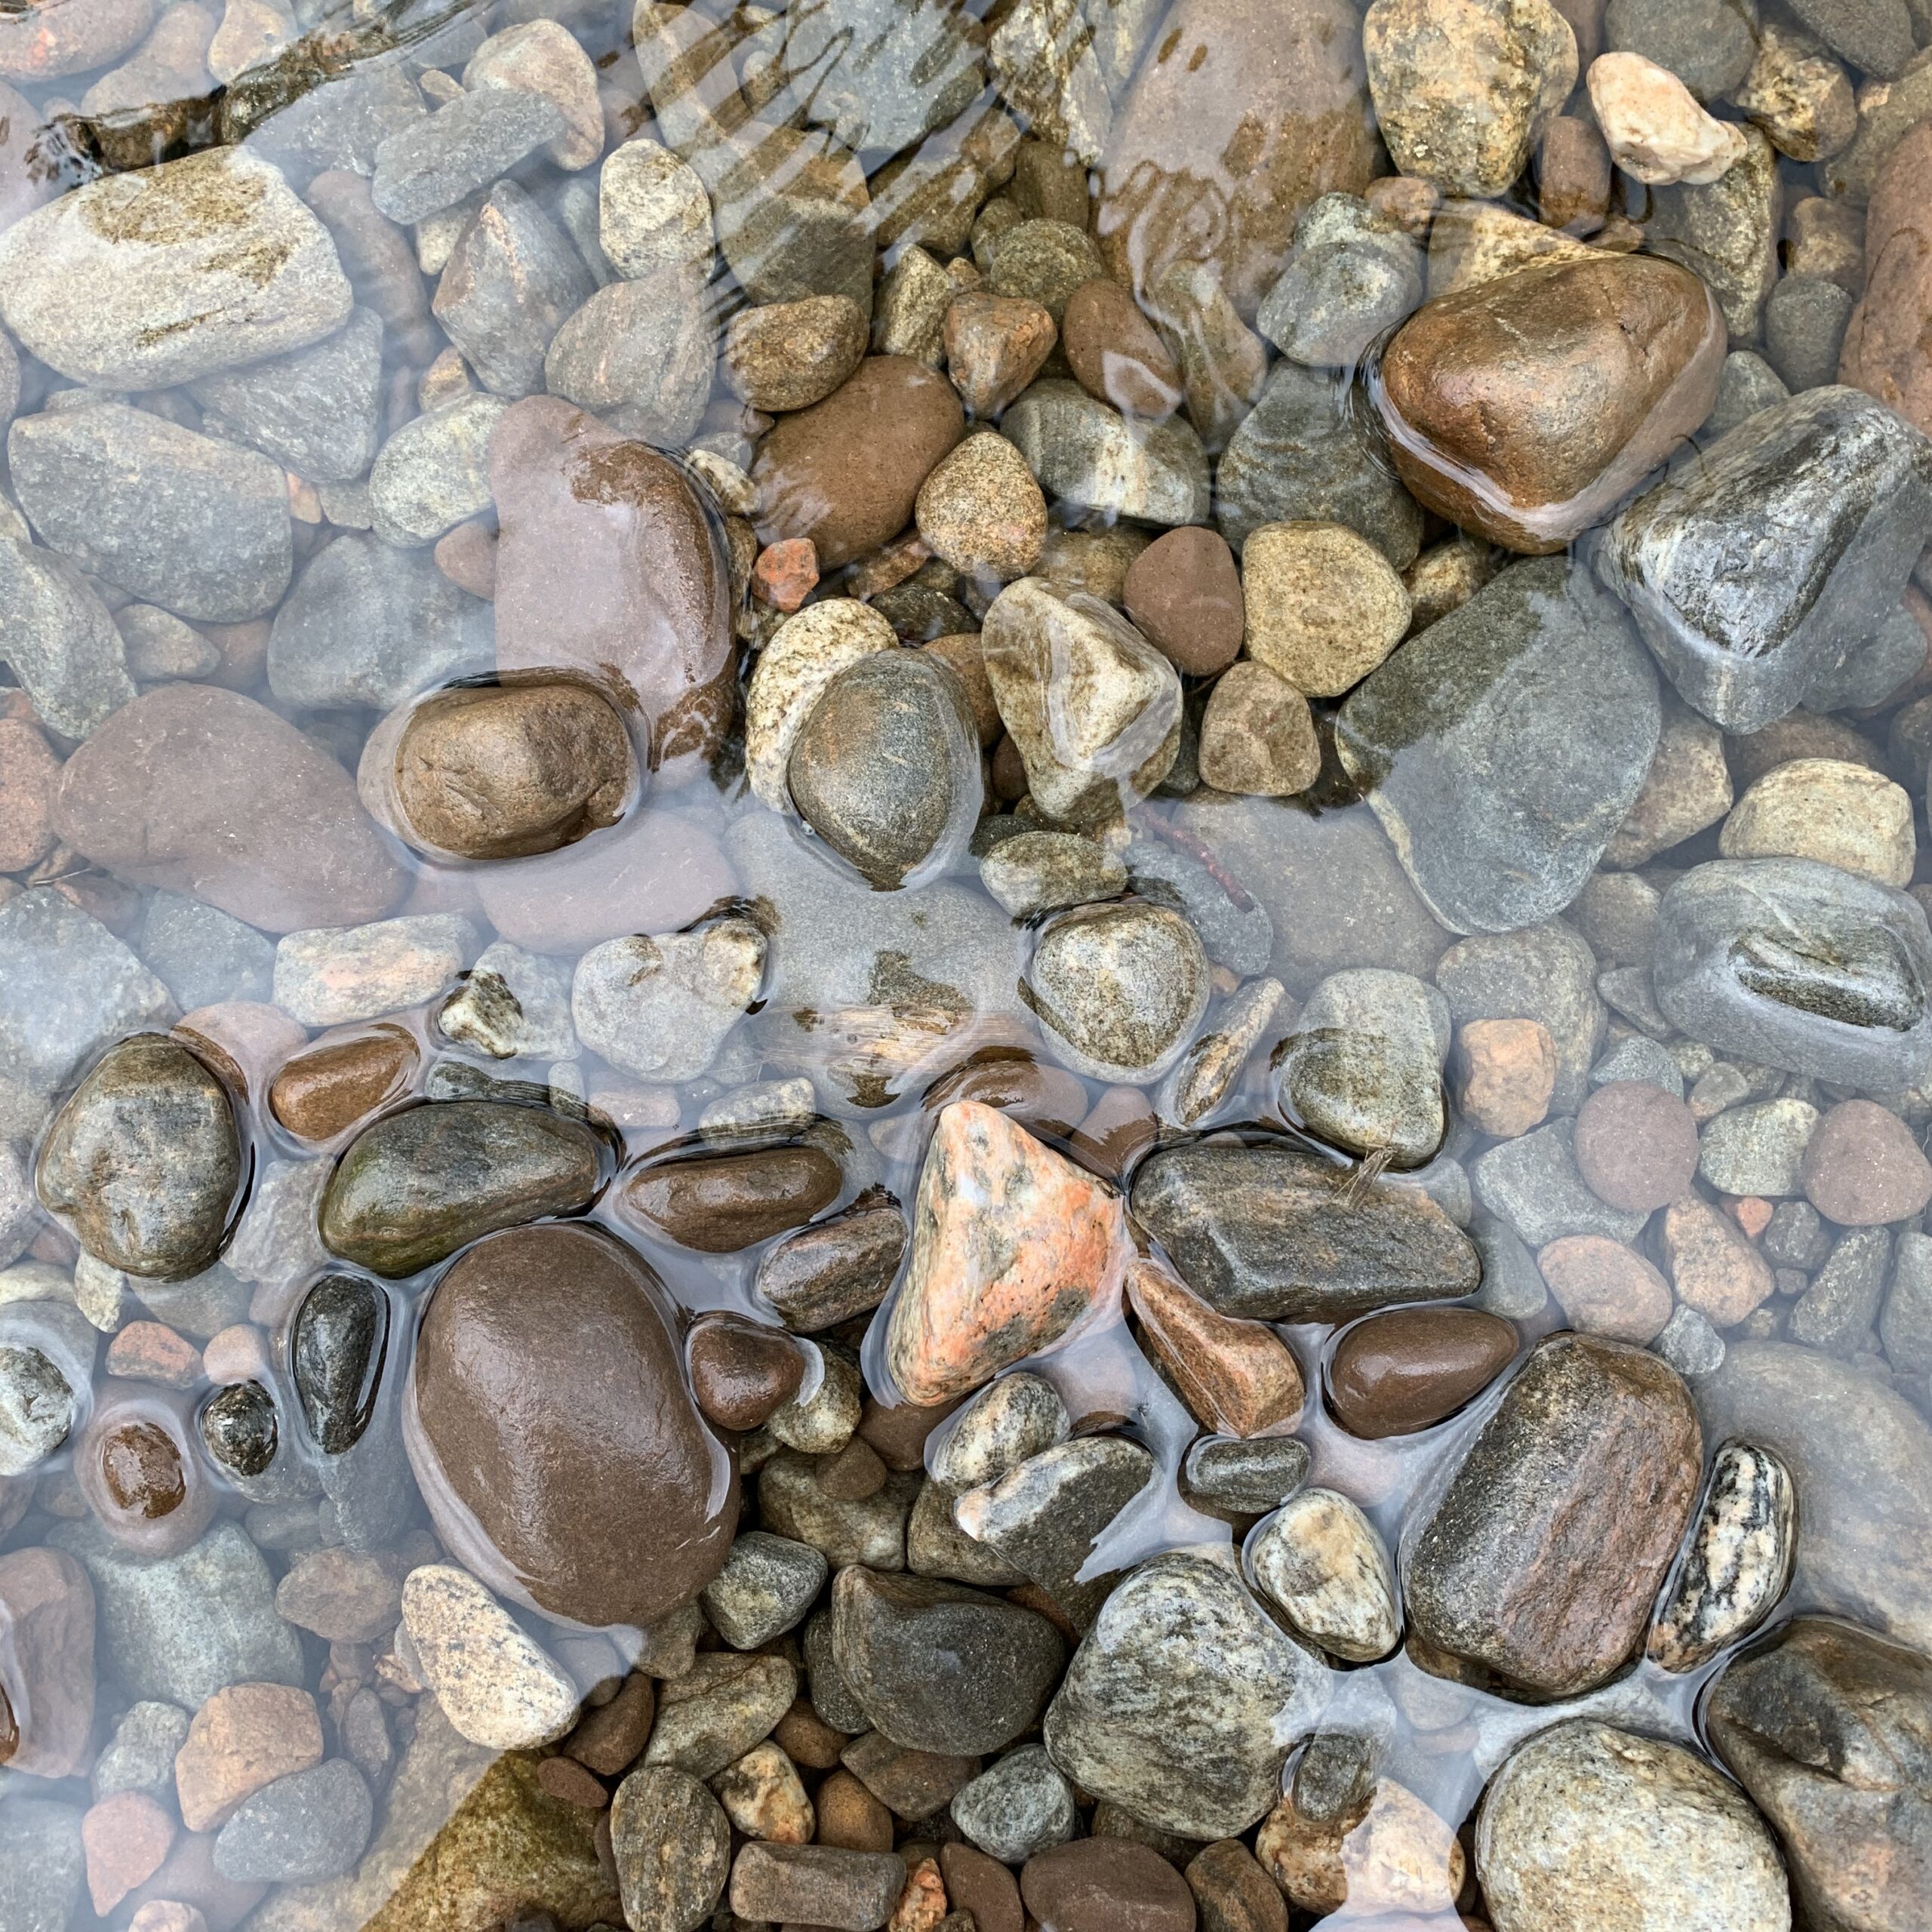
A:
[0, 1800, 84, 1932]
[371, 85, 567, 225]
[214, 1758, 374, 1882]
[140, 891, 276, 1010]
[1434, 921, 1604, 1115]
[1472, 1120, 1651, 1248]
[1337, 555, 1660, 937]
[10, 403, 293, 622]
[780, 0, 986, 155]
[0, 534, 135, 739]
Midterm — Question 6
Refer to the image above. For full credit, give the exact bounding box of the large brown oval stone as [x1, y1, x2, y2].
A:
[1326, 1305, 1518, 1438]
[407, 1221, 737, 1629]
[361, 682, 635, 861]
[752, 357, 966, 568]
[269, 1023, 419, 1145]
[1374, 252, 1726, 553]
[52, 685, 405, 932]
[622, 1146, 843, 1253]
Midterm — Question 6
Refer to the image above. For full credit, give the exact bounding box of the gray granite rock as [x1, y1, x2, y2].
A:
[1653, 857, 1932, 1089]
[238, 44, 429, 175]
[10, 402, 293, 621]
[1806, 598, 1930, 712]
[214, 1758, 375, 1881]
[371, 85, 567, 224]
[1605, 0, 1763, 99]
[1598, 387, 1932, 733]
[1124, 830, 1274, 974]
[0, 1800, 84, 1932]
[1469, 1212, 1550, 1320]
[1337, 555, 1660, 937]
[1785, 0, 1913, 77]
[1789, 1226, 1891, 1356]
[1644, 125, 1780, 341]
[140, 891, 276, 1010]
[949, 1744, 1076, 1863]
[0, 535, 136, 739]
[367, 392, 509, 546]
[1882, 1229, 1932, 1372]
[269, 532, 491, 709]
[1694, 348, 1789, 445]
[1180, 1433, 1311, 1515]
[1257, 193, 1423, 369]
[699, 1531, 829, 1650]
[1654, 1303, 1725, 1377]
[1764, 274, 1856, 394]
[781, 0, 986, 155]
[1214, 359, 1424, 565]
[1592, 1035, 1682, 1099]
[1473, 1119, 1652, 1247]
[1001, 379, 1211, 527]
[93, 1700, 191, 1801]
[1023, 899, 1208, 1081]
[931, 1373, 1070, 1494]
[543, 270, 717, 445]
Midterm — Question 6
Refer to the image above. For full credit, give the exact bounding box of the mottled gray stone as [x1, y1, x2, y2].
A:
[92, 1700, 191, 1802]
[1470, 1213, 1550, 1321]
[1001, 378, 1211, 527]
[1023, 899, 1209, 1081]
[781, 0, 986, 155]
[1257, 192, 1423, 369]
[1764, 273, 1856, 394]
[0, 535, 136, 739]
[1699, 1097, 1820, 1197]
[1337, 556, 1660, 937]
[1644, 125, 1781, 341]
[10, 403, 293, 621]
[1180, 1433, 1311, 1515]
[140, 891, 275, 1010]
[214, 1758, 375, 1881]
[1473, 1120, 1652, 1247]
[367, 392, 509, 547]
[980, 830, 1128, 919]
[699, 1532, 829, 1650]
[1654, 1303, 1726, 1377]
[949, 1744, 1076, 1863]
[1789, 1226, 1892, 1356]
[1806, 598, 1930, 712]
[1695, 347, 1789, 445]
[1882, 1229, 1932, 1372]
[1605, 0, 1762, 99]
[371, 85, 567, 224]
[543, 271, 716, 445]
[931, 1373, 1070, 1495]
[0, 1800, 84, 1932]
[1786, 0, 1913, 77]
[1591, 1035, 1685, 1097]
[1647, 1439, 1794, 1672]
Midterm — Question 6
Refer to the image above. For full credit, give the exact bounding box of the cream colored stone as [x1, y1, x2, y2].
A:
[600, 137, 715, 280]
[466, 20, 604, 170]
[1250, 1487, 1399, 1662]
[743, 600, 898, 813]
[915, 432, 1048, 583]
[1425, 201, 1596, 299]
[400, 1564, 580, 1752]
[710, 1741, 814, 1843]
[1241, 520, 1411, 697]
[1734, 22, 1856, 165]
[1718, 756, 1916, 887]
[1588, 52, 1751, 186]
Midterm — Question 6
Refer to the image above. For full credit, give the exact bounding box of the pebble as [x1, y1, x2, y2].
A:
[212, 1758, 373, 1883]
[1241, 519, 1412, 697]
[571, 920, 764, 1083]
[1790, 1225, 1893, 1354]
[1136, 1140, 1480, 1319]
[1128, 1258, 1305, 1438]
[951, 1745, 1075, 1863]
[272, 915, 475, 1028]
[1454, 1017, 1558, 1137]
[1801, 1097, 1932, 1225]
[1023, 1839, 1197, 1932]
[609, 1765, 731, 1932]
[1197, 663, 1319, 797]
[1259, 192, 1423, 370]
[980, 830, 1128, 918]
[1645, 124, 1782, 342]
[915, 432, 1047, 583]
[1648, 1439, 1795, 1673]
[465, 16, 601, 168]
[1536, 1234, 1674, 1342]
[1001, 379, 1211, 527]
[371, 88, 565, 226]
[623, 1143, 842, 1252]
[400, 1564, 579, 1752]
[943, 292, 1058, 419]
[1251, 1486, 1399, 1662]
[1602, 694, 1734, 867]
[1258, 1777, 1464, 1918]
[1024, 900, 1209, 1081]
[542, 271, 715, 441]
[700, 1533, 828, 1651]
[438, 941, 576, 1062]
[269, 1026, 417, 1146]
[0, 534, 136, 743]
[1573, 1078, 1700, 1212]
[1588, 51, 1750, 184]
[0, 1545, 94, 1777]
[728, 1841, 907, 1930]
[411, 1224, 736, 1629]
[746, 598, 899, 812]
[174, 1681, 323, 1832]
[1475, 1120, 1651, 1247]
[1538, 113, 1614, 233]
[273, 1547, 401, 1644]
[1405, 1334, 1702, 1697]
[764, 1343, 863, 1455]
[688, 1314, 806, 1433]
[931, 1373, 1070, 1493]
[0, 148, 350, 389]
[755, 1199, 909, 1334]
[0, 1334, 81, 1477]
[1720, 756, 1915, 886]
[1118, 528, 1241, 678]
[1764, 274, 1857, 393]
[94, 1700, 190, 1803]
[599, 136, 712, 279]
[1655, 1302, 1726, 1377]
[1060, 278, 1183, 419]
[712, 1739, 812, 1844]
[1657, 1196, 1775, 1330]
[82, 1789, 174, 1914]
[1327, 1306, 1518, 1438]
[1042, 1550, 1325, 1838]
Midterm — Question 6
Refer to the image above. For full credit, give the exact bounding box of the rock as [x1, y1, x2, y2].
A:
[214, 1759, 373, 1883]
[1023, 1840, 1196, 1932]
[1843, 122, 1932, 445]
[1000, 379, 1211, 526]
[0, 1801, 85, 1932]
[0, 536, 136, 742]
[364, 392, 506, 547]
[980, 831, 1128, 918]
[788, 650, 983, 889]
[1721, 758, 1915, 886]
[644, 1652, 796, 1778]
[1661, 1195, 1777, 1327]
[1572, 1079, 1700, 1212]
[274, 1547, 401, 1645]
[728, 1841, 906, 1930]
[621, 1143, 841, 1251]
[687, 1314, 806, 1435]
[1134, 1140, 1479, 1319]
[75, 1381, 213, 1558]
[929, 1374, 1069, 1495]
[438, 942, 576, 1062]
[320, 1102, 603, 1278]
[1883, 1229, 1932, 1371]
[10, 403, 291, 622]
[1093, 0, 1377, 319]
[54, 685, 405, 934]
[1327, 1306, 1518, 1438]
[1186, 1838, 1287, 1932]
[1644, 123, 1781, 343]
[1377, 253, 1723, 557]
[753, 356, 964, 570]
[755, 1199, 909, 1333]
[610, 1766, 731, 1932]
[36, 1035, 238, 1278]
[288, 1273, 388, 1459]
[915, 432, 1047, 583]
[1604, 0, 1758, 100]
[1404, 1334, 1703, 1697]
[832, 1567, 1065, 1754]
[600, 135, 712, 278]
[1257, 1777, 1465, 1918]
[1603, 691, 1733, 868]
[1765, 274, 1856, 393]
[699, 1532, 826, 1651]
[200, 1382, 278, 1482]
[884, 1103, 1128, 1404]
[943, 292, 1057, 420]
[1337, 556, 1659, 934]
[745, 599, 898, 813]
[543, 270, 715, 442]
[1647, 1439, 1794, 1673]
[1475, 1119, 1649, 1247]
[1240, 520, 1410, 697]
[1041, 1552, 1326, 1838]
[1791, 1225, 1894, 1355]
[1802, 1098, 1932, 1224]
[1707, 1615, 1930, 1932]
[1364, 0, 1577, 198]
[1589, 51, 1750, 184]
[1127, 1258, 1305, 1438]
[82, 1788, 174, 1915]
[1023, 900, 1208, 1081]
[1656, 1303, 1727, 1377]
[174, 1681, 322, 1832]
[0, 148, 349, 389]
[1454, 1017, 1558, 1137]
[1259, 192, 1423, 369]
[1251, 1487, 1398, 1662]
[571, 920, 764, 1084]
[1196, 663, 1320, 796]
[1121, 527, 1242, 677]
[491, 393, 731, 784]
[1217, 361, 1424, 564]
[1156, 974, 1287, 1129]
[272, 915, 475, 1028]
[0, 1546, 94, 1777]
[951, 1746, 1075, 1863]
[1651, 857, 1932, 1089]
[48, 1517, 302, 1708]
[400, 1564, 579, 1752]
[269, 1027, 417, 1146]
[1476, 1721, 1792, 1932]
[410, 1223, 734, 1627]
[1535, 1234, 1672, 1341]
[1061, 278, 1183, 420]
[1183, 1435, 1310, 1518]
[369, 87, 563, 224]
[725, 294, 867, 414]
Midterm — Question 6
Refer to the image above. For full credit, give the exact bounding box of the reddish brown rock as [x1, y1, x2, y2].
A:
[0, 716, 60, 874]
[1061, 279, 1183, 419]
[1127, 1257, 1305, 1437]
[1537, 114, 1611, 235]
[1327, 1306, 1518, 1438]
[174, 1683, 324, 1832]
[687, 1312, 805, 1429]
[884, 1101, 1132, 1405]
[268, 1023, 419, 1146]
[84, 1792, 175, 1915]
[1094, 0, 1379, 321]
[1535, 1235, 1673, 1343]
[1453, 1017, 1557, 1138]
[622, 1146, 843, 1253]
[941, 1842, 1024, 1932]
[0, 1545, 94, 1777]
[561, 1671, 655, 1777]
[923, 1051, 1089, 1138]
[1841, 122, 1932, 441]
[408, 1221, 738, 1629]
[1023, 1839, 1198, 1932]
[1124, 526, 1244, 676]
[1572, 1080, 1700, 1213]
[1801, 1098, 1932, 1226]
[752, 357, 967, 568]
[1404, 1334, 1703, 1699]
[77, 1385, 213, 1557]
[53, 686, 405, 933]
[1187, 1838, 1287, 1932]
[1661, 1195, 1775, 1327]
[434, 520, 497, 600]
[491, 395, 734, 785]
[943, 292, 1058, 419]
[0, 0, 152, 81]
[104, 1321, 202, 1389]
[1375, 253, 1726, 553]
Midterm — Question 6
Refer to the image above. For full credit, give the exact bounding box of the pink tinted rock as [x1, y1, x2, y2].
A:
[85, 1792, 176, 1914]
[1801, 1098, 1932, 1225]
[0, 1545, 95, 1777]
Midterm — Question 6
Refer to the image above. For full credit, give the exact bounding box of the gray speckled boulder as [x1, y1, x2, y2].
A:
[370, 85, 566, 225]
[0, 537, 135, 740]
[0, 1800, 84, 1932]
[214, 1759, 375, 1882]
[1337, 555, 1660, 936]
[1597, 387, 1932, 733]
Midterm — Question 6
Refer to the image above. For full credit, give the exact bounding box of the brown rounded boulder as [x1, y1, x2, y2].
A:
[752, 356, 965, 568]
[1374, 251, 1725, 553]
[406, 1221, 737, 1629]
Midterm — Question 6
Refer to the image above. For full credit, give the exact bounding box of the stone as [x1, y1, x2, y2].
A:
[1765, 274, 1856, 394]
[400, 1564, 579, 1752]
[1644, 123, 1781, 343]
[1023, 900, 1209, 1081]
[1156, 974, 1287, 1129]
[11, 402, 291, 621]
[1041, 1551, 1326, 1838]
[1603, 692, 1733, 868]
[1404, 1334, 1703, 1697]
[36, 1035, 237, 1278]
[1603, 0, 1758, 99]
[1121, 527, 1242, 677]
[915, 432, 1047, 583]
[621, 1143, 841, 1252]
[1240, 520, 1411, 698]
[688, 1315, 805, 1434]
[465, 15, 601, 168]
[1061, 278, 1183, 420]
[213, 1759, 373, 1883]
[1475, 1120, 1649, 1247]
[1802, 1098, 1932, 1224]
[1022, 1840, 1196, 1932]
[275, 1547, 401, 1645]
[1573, 1079, 1700, 1212]
[1000, 379, 1210, 527]
[272, 916, 475, 1028]
[1134, 1140, 1479, 1319]
[788, 649, 983, 889]
[1337, 556, 1658, 933]
[728, 1841, 906, 1930]
[930, 1374, 1071, 1493]
[832, 1567, 1065, 1755]
[1186, 1838, 1287, 1932]
[1476, 1721, 1792, 1932]
[0, 1801, 85, 1932]
[1259, 192, 1424, 369]
[746, 600, 898, 813]
[1789, 1226, 1893, 1353]
[600, 134, 712, 278]
[320, 1100, 601, 1279]
[1651, 858, 1932, 1090]
[943, 292, 1057, 420]
[1364, 0, 1577, 198]
[1844, 121, 1932, 448]
[571, 920, 764, 1084]
[755, 1199, 909, 1333]
[642, 1652, 794, 1780]
[1196, 663, 1319, 795]
[174, 1681, 322, 1833]
[1257, 1777, 1466, 1918]
[371, 88, 565, 225]
[438, 943, 576, 1062]
[269, 1027, 417, 1146]
[1721, 758, 1915, 886]
[1328, 1306, 1518, 1438]
[1127, 1259, 1305, 1438]
[0, 1546, 94, 1777]
[980, 831, 1128, 918]
[711, 1740, 811, 1844]
[950, 1746, 1074, 1863]
[1251, 1487, 1398, 1662]
[700, 1532, 826, 1651]
[0, 147, 349, 389]
[885, 1103, 1128, 1404]
[82, 1789, 174, 1913]
[1589, 51, 1750, 185]
[1662, 1195, 1777, 1327]
[724, 294, 867, 414]
[1537, 1235, 1673, 1341]
[0, 538, 134, 743]
[610, 1764, 731, 1932]
[363, 393, 506, 548]
[1454, 1017, 1558, 1137]
[54, 685, 404, 933]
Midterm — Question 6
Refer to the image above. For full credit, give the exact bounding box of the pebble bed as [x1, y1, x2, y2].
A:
[1, 2, 1931, 1931]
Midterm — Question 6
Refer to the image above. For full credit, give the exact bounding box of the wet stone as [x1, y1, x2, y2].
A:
[1251, 1486, 1399, 1663]
[1801, 1097, 1932, 1225]
[951, 1744, 1075, 1863]
[754, 1198, 908, 1333]
[269, 1026, 417, 1147]
[1001, 379, 1210, 527]
[213, 1759, 374, 1883]
[0, 1341, 79, 1478]
[1789, 1226, 1891, 1355]
[371, 87, 566, 226]
[623, 1143, 841, 1252]
[645, 1651, 797, 1779]
[700, 1532, 827, 1650]
[1648, 1439, 1795, 1672]
[1573, 1078, 1700, 1212]
[930, 1373, 1070, 1494]
[400, 1563, 579, 1752]
[272, 915, 475, 1028]
[1023, 900, 1209, 1082]
[573, 920, 764, 1085]
[1327, 1306, 1517, 1438]
[1699, 1097, 1819, 1198]
[1128, 1258, 1305, 1439]
[1183, 1434, 1312, 1515]
[291, 1275, 387, 1457]
[980, 830, 1128, 919]
[1024, 1838, 1197, 1932]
